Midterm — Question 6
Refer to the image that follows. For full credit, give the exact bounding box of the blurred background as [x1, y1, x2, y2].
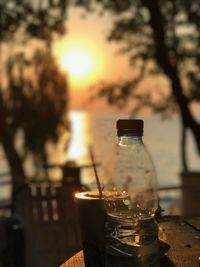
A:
[0, 0, 200, 266]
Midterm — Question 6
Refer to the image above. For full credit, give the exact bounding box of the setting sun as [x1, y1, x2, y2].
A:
[60, 48, 93, 79]
[53, 37, 105, 89]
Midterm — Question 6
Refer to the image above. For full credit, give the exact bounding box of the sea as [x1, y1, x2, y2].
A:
[67, 111, 199, 183]
[0, 111, 199, 210]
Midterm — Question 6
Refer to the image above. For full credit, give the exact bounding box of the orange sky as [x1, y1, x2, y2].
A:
[52, 7, 200, 116]
[52, 7, 134, 112]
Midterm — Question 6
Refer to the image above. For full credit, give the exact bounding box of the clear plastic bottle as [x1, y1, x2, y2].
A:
[103, 119, 159, 266]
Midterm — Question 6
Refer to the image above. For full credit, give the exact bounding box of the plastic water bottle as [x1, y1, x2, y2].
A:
[103, 119, 159, 266]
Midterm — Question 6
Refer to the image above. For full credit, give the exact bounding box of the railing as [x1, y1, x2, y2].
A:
[1, 167, 200, 217]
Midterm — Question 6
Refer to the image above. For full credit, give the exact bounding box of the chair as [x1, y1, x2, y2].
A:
[13, 182, 82, 267]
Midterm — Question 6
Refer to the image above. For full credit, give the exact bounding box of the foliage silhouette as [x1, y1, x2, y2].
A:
[76, 0, 200, 172]
[1, 0, 69, 44]
[0, 0, 70, 197]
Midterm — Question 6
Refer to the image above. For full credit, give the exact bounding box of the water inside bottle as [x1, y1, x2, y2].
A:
[104, 192, 160, 266]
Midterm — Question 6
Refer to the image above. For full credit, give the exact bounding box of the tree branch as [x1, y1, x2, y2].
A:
[141, 0, 200, 154]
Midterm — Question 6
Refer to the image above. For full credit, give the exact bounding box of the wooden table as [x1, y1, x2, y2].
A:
[61, 216, 200, 267]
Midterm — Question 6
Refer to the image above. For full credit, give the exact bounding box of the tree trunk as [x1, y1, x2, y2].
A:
[141, 0, 200, 158]
[0, 93, 26, 200]
[181, 125, 188, 172]
[1, 133, 26, 195]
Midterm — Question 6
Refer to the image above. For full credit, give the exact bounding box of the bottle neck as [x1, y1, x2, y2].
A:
[118, 135, 143, 145]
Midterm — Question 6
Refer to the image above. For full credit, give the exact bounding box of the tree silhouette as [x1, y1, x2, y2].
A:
[76, 0, 200, 172]
[0, 0, 70, 198]
[1, 0, 68, 43]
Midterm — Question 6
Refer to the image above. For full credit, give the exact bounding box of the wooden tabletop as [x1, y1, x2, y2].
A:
[61, 216, 200, 267]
